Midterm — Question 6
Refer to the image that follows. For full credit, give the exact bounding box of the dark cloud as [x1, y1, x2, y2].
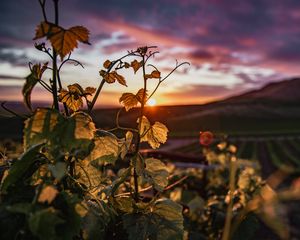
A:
[0, 74, 24, 80]
[1, 0, 300, 104]
[0, 50, 29, 66]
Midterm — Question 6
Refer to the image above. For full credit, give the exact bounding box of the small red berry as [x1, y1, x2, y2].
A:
[199, 131, 214, 146]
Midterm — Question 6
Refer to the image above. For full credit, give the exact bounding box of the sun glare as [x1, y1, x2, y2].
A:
[147, 98, 156, 107]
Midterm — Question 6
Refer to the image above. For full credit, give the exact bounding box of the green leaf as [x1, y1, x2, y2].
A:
[82, 200, 117, 240]
[61, 112, 95, 157]
[123, 199, 184, 240]
[1, 143, 44, 191]
[76, 160, 102, 190]
[87, 130, 119, 166]
[29, 207, 64, 240]
[24, 108, 62, 149]
[144, 158, 169, 192]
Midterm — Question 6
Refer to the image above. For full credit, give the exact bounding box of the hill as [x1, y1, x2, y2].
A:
[1, 78, 300, 139]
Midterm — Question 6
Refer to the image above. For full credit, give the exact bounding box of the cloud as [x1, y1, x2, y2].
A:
[1, 0, 300, 105]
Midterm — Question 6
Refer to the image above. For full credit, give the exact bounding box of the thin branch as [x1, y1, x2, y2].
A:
[38, 0, 48, 22]
[58, 53, 84, 73]
[164, 176, 188, 191]
[147, 61, 190, 100]
[88, 51, 138, 112]
[38, 79, 52, 92]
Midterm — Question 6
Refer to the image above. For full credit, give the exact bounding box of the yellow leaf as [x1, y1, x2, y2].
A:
[145, 70, 161, 79]
[131, 59, 142, 73]
[135, 88, 147, 104]
[119, 88, 146, 111]
[58, 83, 87, 111]
[84, 87, 96, 96]
[102, 71, 126, 86]
[119, 93, 138, 111]
[103, 60, 112, 69]
[23, 108, 61, 149]
[34, 21, 90, 60]
[38, 185, 58, 204]
[139, 116, 168, 149]
[72, 112, 95, 140]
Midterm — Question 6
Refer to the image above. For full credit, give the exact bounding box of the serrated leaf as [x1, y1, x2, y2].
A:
[58, 84, 87, 112]
[1, 143, 44, 191]
[103, 71, 127, 86]
[34, 21, 90, 60]
[86, 131, 119, 166]
[61, 112, 95, 157]
[123, 199, 183, 240]
[76, 160, 102, 190]
[23, 63, 48, 111]
[29, 207, 64, 240]
[38, 185, 58, 204]
[144, 158, 169, 192]
[24, 108, 62, 149]
[131, 59, 142, 73]
[139, 116, 168, 149]
[119, 88, 146, 111]
[145, 70, 161, 80]
[119, 93, 138, 111]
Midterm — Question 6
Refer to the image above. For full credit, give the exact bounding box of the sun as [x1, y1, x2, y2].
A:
[147, 98, 156, 107]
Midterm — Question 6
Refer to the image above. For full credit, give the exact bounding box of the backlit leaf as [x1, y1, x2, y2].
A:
[144, 158, 169, 192]
[86, 131, 119, 166]
[23, 62, 48, 111]
[131, 59, 142, 73]
[34, 21, 90, 60]
[119, 93, 138, 111]
[59, 84, 96, 111]
[119, 88, 146, 111]
[103, 59, 112, 69]
[57, 112, 96, 159]
[84, 87, 96, 95]
[102, 71, 127, 86]
[76, 160, 102, 190]
[145, 70, 161, 79]
[38, 185, 58, 204]
[139, 116, 168, 149]
[24, 108, 62, 149]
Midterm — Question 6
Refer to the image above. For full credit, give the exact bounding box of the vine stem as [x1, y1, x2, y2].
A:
[131, 55, 148, 202]
[88, 51, 137, 113]
[222, 154, 237, 240]
[51, 0, 59, 110]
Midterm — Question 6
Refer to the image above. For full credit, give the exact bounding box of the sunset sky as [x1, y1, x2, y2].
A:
[0, 0, 300, 107]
